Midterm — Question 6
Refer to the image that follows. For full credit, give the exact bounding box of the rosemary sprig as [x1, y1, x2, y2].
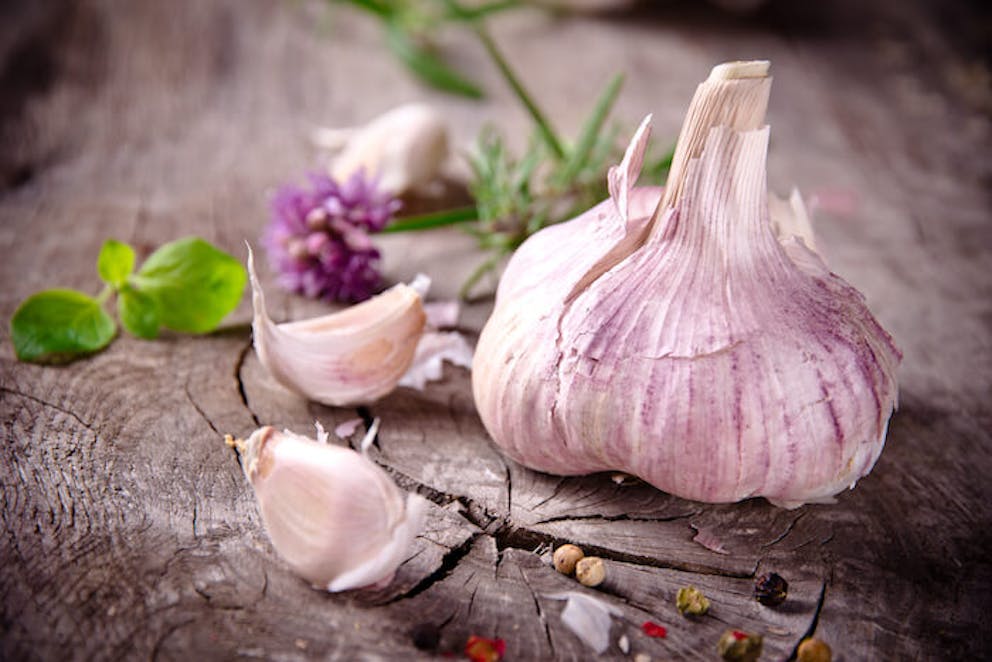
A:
[329, 0, 674, 297]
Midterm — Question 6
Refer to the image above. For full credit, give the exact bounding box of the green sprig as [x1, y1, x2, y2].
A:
[10, 237, 246, 363]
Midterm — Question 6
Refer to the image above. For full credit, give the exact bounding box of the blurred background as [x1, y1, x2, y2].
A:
[1, 0, 990, 402]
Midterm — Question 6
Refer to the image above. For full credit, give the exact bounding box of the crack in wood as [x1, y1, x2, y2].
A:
[0, 386, 96, 432]
[234, 338, 260, 427]
[535, 511, 700, 525]
[786, 578, 829, 661]
[384, 533, 482, 605]
[761, 511, 806, 549]
[183, 382, 219, 437]
[522, 570, 556, 657]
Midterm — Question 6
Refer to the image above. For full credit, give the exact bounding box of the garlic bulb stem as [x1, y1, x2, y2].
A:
[659, 60, 771, 212]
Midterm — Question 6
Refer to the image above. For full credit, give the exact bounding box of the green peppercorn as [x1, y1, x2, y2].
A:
[754, 572, 788, 606]
[718, 629, 763, 662]
[797, 637, 832, 662]
[676, 585, 710, 616]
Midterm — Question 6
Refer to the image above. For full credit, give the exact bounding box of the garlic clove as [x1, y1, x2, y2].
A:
[248, 246, 427, 406]
[313, 104, 450, 196]
[240, 424, 426, 592]
[473, 61, 901, 507]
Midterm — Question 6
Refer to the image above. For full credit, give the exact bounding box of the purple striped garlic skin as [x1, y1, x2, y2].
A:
[472, 63, 900, 508]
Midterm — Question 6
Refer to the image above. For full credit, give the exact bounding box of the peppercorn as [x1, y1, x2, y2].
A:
[676, 585, 710, 616]
[465, 635, 505, 662]
[797, 637, 832, 662]
[754, 572, 788, 606]
[575, 556, 606, 587]
[410, 623, 440, 651]
[717, 629, 763, 662]
[553, 544, 584, 575]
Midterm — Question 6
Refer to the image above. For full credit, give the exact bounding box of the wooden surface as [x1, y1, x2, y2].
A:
[2, 1, 990, 659]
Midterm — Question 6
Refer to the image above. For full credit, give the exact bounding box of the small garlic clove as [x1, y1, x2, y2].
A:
[247, 246, 427, 406]
[240, 424, 427, 592]
[314, 104, 450, 196]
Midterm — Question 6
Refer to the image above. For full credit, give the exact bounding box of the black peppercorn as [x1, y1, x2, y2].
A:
[411, 623, 441, 651]
[754, 572, 788, 606]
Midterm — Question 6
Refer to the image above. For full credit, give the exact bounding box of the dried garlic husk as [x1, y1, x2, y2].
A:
[248, 247, 427, 406]
[236, 422, 426, 592]
[472, 61, 901, 508]
[312, 104, 449, 195]
[547, 592, 621, 654]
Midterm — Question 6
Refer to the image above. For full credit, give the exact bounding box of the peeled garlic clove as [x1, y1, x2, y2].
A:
[240, 424, 427, 592]
[473, 61, 901, 508]
[313, 104, 449, 195]
[248, 247, 427, 406]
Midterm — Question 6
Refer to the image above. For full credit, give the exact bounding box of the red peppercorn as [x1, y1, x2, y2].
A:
[641, 621, 668, 638]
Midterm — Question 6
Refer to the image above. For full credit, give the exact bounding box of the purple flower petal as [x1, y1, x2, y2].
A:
[263, 170, 398, 303]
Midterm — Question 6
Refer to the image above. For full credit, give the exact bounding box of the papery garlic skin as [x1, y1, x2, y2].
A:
[242, 425, 426, 592]
[313, 104, 449, 196]
[473, 62, 900, 508]
[248, 248, 427, 406]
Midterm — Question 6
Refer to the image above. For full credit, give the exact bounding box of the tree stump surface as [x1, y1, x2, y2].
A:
[1, 1, 989, 660]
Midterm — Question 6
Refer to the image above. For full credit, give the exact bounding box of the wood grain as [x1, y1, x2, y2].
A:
[1, 0, 989, 659]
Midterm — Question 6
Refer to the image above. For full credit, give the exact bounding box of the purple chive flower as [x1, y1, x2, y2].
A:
[263, 170, 401, 303]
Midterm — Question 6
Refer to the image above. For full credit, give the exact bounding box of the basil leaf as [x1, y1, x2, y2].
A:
[118, 285, 160, 339]
[133, 237, 246, 334]
[97, 239, 136, 288]
[10, 289, 116, 363]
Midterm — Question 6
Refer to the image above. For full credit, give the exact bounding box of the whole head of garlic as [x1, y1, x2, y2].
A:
[236, 422, 426, 592]
[312, 104, 449, 196]
[472, 61, 901, 508]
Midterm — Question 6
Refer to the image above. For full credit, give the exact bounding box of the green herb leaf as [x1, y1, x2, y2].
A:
[331, 0, 393, 17]
[132, 237, 246, 334]
[10, 289, 116, 363]
[383, 206, 478, 233]
[556, 73, 624, 184]
[473, 25, 564, 158]
[641, 141, 676, 185]
[384, 21, 484, 99]
[97, 239, 136, 288]
[443, 0, 522, 21]
[118, 285, 161, 339]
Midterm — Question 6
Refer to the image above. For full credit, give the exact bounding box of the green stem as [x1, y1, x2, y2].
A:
[459, 252, 504, 300]
[96, 285, 113, 306]
[473, 25, 566, 160]
[445, 0, 522, 20]
[331, 0, 392, 18]
[382, 206, 479, 233]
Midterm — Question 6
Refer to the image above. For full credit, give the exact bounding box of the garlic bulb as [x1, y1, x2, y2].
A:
[235, 422, 427, 592]
[472, 61, 901, 508]
[312, 104, 449, 195]
[248, 247, 427, 406]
